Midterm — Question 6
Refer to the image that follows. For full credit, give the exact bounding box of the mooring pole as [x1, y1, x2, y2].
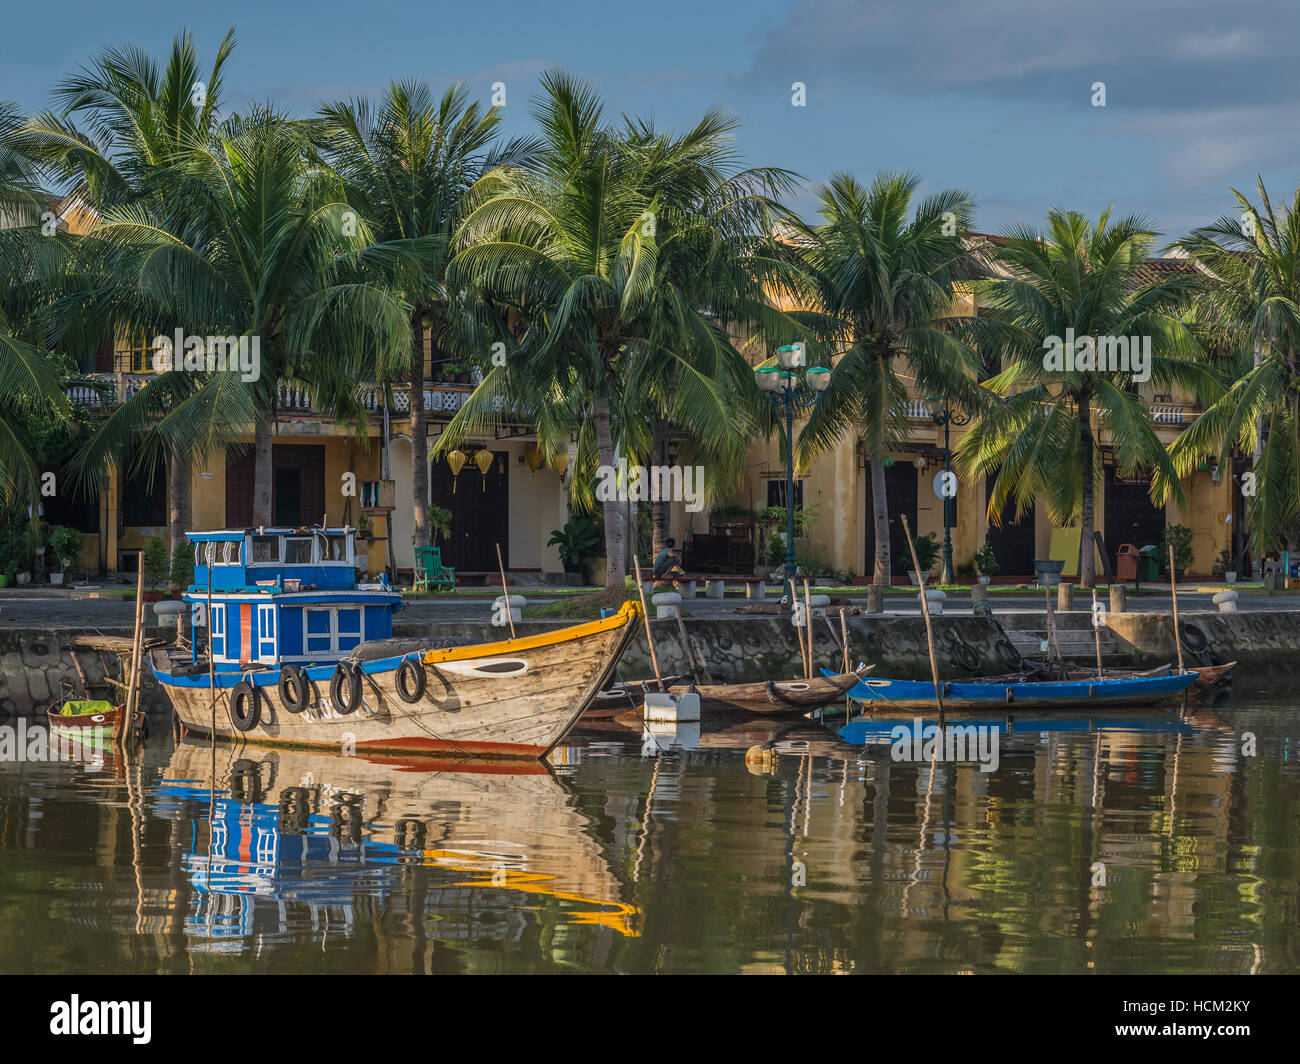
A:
[902, 516, 945, 722]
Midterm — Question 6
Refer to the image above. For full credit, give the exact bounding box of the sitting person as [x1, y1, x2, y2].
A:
[652, 538, 686, 585]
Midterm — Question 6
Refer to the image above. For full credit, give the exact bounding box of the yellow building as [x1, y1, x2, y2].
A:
[715, 253, 1234, 582]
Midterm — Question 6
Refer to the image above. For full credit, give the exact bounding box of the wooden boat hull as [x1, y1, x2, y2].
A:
[160, 740, 639, 936]
[47, 704, 122, 741]
[824, 667, 1197, 711]
[667, 669, 872, 716]
[151, 602, 641, 759]
[979, 661, 1236, 692]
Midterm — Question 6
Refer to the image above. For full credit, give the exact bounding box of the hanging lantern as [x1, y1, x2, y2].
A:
[524, 446, 544, 476]
[446, 449, 467, 493]
[473, 448, 494, 490]
[552, 452, 570, 481]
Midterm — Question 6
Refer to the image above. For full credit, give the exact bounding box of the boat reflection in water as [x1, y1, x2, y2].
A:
[156, 740, 640, 950]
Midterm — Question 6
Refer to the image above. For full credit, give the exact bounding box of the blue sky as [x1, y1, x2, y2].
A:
[2, 0, 1294, 240]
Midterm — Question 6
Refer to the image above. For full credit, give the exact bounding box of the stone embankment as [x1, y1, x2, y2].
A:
[0, 607, 1293, 716]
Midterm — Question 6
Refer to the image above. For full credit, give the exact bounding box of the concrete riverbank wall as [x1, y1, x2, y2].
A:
[0, 607, 1295, 716]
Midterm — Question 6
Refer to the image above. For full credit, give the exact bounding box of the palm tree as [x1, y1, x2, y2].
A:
[18, 29, 237, 549]
[315, 80, 536, 554]
[444, 73, 792, 589]
[609, 114, 799, 555]
[795, 171, 986, 584]
[957, 208, 1210, 585]
[1166, 179, 1300, 557]
[0, 102, 71, 511]
[67, 106, 411, 524]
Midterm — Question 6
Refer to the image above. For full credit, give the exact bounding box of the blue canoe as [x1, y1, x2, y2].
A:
[820, 667, 1197, 711]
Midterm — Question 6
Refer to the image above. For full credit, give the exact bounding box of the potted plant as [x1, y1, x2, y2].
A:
[1161, 524, 1195, 580]
[170, 540, 196, 593]
[426, 504, 453, 548]
[48, 525, 84, 585]
[141, 536, 171, 599]
[548, 516, 601, 575]
[357, 513, 374, 541]
[1214, 547, 1236, 584]
[0, 559, 13, 588]
[973, 542, 999, 585]
[908, 533, 940, 586]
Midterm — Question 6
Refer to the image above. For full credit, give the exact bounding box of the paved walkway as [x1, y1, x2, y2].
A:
[1, 587, 1295, 628]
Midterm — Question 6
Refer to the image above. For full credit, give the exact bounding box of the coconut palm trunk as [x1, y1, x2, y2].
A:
[168, 453, 190, 552]
[411, 322, 430, 550]
[594, 397, 625, 590]
[1078, 393, 1096, 586]
[252, 413, 274, 526]
[870, 447, 891, 584]
[651, 416, 670, 555]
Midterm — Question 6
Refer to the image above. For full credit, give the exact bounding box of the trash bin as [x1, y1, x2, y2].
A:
[1116, 544, 1139, 581]
[1138, 545, 1161, 581]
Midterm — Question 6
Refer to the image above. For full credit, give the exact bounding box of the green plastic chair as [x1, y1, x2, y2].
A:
[413, 546, 455, 592]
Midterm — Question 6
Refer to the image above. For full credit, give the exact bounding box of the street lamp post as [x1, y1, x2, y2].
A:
[756, 346, 830, 595]
[924, 395, 970, 586]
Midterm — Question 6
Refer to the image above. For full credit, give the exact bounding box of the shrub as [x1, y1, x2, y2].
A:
[426, 504, 453, 546]
[1161, 524, 1194, 574]
[170, 540, 195, 589]
[973, 542, 1000, 575]
[142, 537, 170, 589]
[910, 533, 940, 573]
[49, 525, 84, 570]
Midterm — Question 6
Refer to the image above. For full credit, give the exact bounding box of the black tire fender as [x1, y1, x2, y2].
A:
[395, 658, 427, 704]
[950, 643, 981, 673]
[994, 638, 1024, 671]
[228, 681, 261, 732]
[278, 663, 309, 714]
[1179, 622, 1209, 653]
[330, 662, 363, 715]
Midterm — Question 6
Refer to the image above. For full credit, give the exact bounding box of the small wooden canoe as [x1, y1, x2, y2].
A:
[667, 668, 873, 716]
[826, 667, 1196, 711]
[979, 661, 1236, 691]
[47, 700, 123, 741]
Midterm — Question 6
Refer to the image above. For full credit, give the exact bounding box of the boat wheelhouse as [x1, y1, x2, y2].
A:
[185, 527, 402, 672]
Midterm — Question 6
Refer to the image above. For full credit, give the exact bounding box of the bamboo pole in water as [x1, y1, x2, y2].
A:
[495, 542, 516, 639]
[120, 554, 145, 747]
[1092, 587, 1104, 678]
[1169, 544, 1186, 674]
[632, 556, 663, 691]
[839, 607, 851, 675]
[802, 577, 815, 680]
[902, 516, 945, 720]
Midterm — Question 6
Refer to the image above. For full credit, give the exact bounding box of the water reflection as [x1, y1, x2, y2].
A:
[0, 701, 1296, 974]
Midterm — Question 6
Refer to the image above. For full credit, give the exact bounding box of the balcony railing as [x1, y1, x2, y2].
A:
[64, 373, 498, 419]
[903, 397, 1196, 426]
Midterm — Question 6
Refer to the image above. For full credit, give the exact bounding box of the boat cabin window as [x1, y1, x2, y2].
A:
[194, 540, 242, 567]
[322, 533, 348, 563]
[284, 537, 313, 564]
[250, 535, 279, 564]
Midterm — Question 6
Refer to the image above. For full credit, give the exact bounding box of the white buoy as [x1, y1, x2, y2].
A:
[643, 690, 701, 722]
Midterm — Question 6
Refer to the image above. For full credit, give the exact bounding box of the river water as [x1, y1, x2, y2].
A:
[0, 698, 1296, 974]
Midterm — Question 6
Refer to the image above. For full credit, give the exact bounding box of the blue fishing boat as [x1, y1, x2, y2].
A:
[150, 526, 642, 758]
[178, 527, 403, 672]
[820, 666, 1197, 711]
